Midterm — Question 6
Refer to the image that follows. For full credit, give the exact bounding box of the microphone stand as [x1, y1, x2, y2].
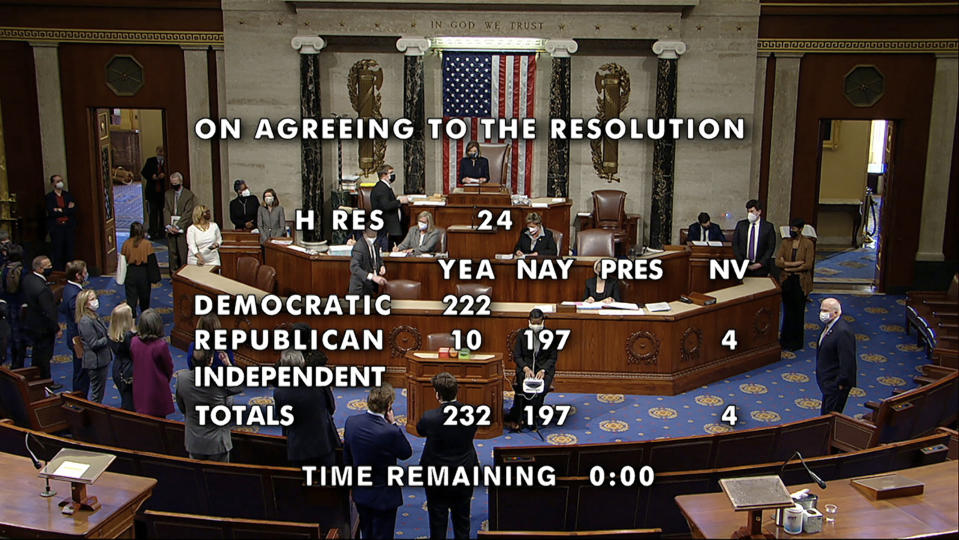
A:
[25, 432, 56, 497]
[779, 450, 827, 489]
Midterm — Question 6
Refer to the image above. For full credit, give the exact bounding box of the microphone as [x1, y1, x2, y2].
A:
[25, 432, 57, 497]
[780, 450, 826, 489]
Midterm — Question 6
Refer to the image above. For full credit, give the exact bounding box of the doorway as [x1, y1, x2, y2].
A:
[813, 119, 891, 288]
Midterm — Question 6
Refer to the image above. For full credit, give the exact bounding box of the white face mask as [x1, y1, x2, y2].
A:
[365, 236, 376, 245]
[418, 221, 428, 230]
[264, 196, 274, 205]
[529, 323, 544, 332]
[241, 189, 251, 198]
[90, 298, 100, 311]
[55, 181, 65, 190]
[819, 311, 833, 324]
[747, 212, 759, 223]
[528, 226, 538, 236]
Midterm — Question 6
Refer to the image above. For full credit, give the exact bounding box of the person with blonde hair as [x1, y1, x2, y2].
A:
[393, 210, 443, 255]
[187, 204, 222, 266]
[76, 289, 111, 403]
[108, 303, 136, 410]
[514, 212, 557, 256]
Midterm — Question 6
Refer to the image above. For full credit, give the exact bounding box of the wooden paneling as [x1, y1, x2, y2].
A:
[791, 53, 936, 291]
[759, 0, 959, 39]
[58, 42, 189, 273]
[0, 0, 223, 32]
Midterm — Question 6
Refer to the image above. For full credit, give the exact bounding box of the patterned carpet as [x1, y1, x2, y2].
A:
[113, 182, 144, 231]
[27, 276, 926, 538]
[815, 195, 880, 283]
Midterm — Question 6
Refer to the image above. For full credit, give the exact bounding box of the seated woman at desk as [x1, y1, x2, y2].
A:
[458, 141, 489, 184]
[514, 213, 558, 257]
[393, 211, 442, 255]
[584, 259, 622, 304]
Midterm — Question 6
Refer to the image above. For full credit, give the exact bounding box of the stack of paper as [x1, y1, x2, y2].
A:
[645, 302, 671, 312]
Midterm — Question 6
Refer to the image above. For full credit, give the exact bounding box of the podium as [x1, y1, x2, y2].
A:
[405, 351, 504, 439]
[446, 225, 516, 259]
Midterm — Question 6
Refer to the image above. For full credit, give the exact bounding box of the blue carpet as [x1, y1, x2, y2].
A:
[815, 195, 881, 282]
[30, 276, 925, 537]
[113, 182, 144, 231]
[115, 231, 168, 266]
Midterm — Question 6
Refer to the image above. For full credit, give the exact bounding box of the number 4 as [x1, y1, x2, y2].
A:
[721, 405, 738, 426]
[721, 329, 737, 350]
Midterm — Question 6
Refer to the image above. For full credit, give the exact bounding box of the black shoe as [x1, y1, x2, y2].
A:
[48, 382, 63, 390]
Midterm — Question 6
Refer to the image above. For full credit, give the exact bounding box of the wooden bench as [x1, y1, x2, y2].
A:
[0, 366, 68, 433]
[858, 369, 958, 447]
[0, 422, 356, 538]
[488, 431, 950, 535]
[905, 274, 958, 367]
[137, 510, 340, 539]
[60, 393, 289, 466]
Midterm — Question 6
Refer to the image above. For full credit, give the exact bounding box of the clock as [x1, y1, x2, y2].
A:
[105, 55, 144, 97]
[842, 65, 884, 107]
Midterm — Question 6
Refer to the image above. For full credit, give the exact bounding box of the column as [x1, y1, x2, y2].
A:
[181, 45, 214, 207]
[917, 52, 958, 262]
[648, 40, 686, 249]
[30, 42, 68, 185]
[749, 52, 772, 199]
[291, 35, 326, 242]
[766, 52, 803, 230]
[545, 39, 578, 198]
[397, 37, 430, 195]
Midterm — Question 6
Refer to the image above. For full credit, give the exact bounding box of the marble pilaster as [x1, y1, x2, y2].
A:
[397, 37, 430, 195]
[30, 42, 68, 188]
[181, 45, 214, 207]
[545, 39, 577, 198]
[766, 52, 803, 230]
[292, 35, 326, 242]
[648, 40, 686, 249]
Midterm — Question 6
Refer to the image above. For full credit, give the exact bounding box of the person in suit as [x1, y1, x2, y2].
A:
[163, 172, 196, 276]
[107, 303, 136, 411]
[176, 348, 243, 461]
[505, 309, 559, 431]
[370, 164, 409, 250]
[274, 345, 340, 467]
[257, 188, 287, 243]
[457, 140, 490, 184]
[584, 258, 622, 304]
[687, 212, 727, 243]
[229, 179, 260, 230]
[45, 174, 77, 270]
[416, 372, 479, 540]
[349, 227, 387, 296]
[776, 218, 816, 351]
[732, 199, 777, 277]
[186, 314, 234, 369]
[131, 309, 175, 418]
[22, 256, 61, 385]
[816, 298, 857, 415]
[60, 260, 88, 397]
[75, 289, 111, 403]
[514, 213, 558, 257]
[393, 211, 442, 255]
[141, 146, 168, 240]
[344, 383, 413, 539]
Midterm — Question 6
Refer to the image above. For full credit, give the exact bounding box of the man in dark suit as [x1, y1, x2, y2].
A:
[349, 227, 387, 296]
[44, 174, 77, 270]
[816, 298, 857, 415]
[370, 164, 409, 251]
[141, 146, 168, 239]
[163, 172, 196, 276]
[60, 260, 88, 397]
[344, 383, 413, 539]
[22, 256, 61, 385]
[732, 199, 777, 277]
[505, 308, 559, 431]
[687, 212, 727, 243]
[175, 348, 243, 461]
[416, 372, 479, 540]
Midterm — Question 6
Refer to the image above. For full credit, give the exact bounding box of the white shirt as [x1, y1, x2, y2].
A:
[186, 223, 223, 266]
[748, 221, 760, 261]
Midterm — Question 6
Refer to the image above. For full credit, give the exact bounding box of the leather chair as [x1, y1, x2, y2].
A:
[548, 228, 565, 255]
[426, 333, 456, 350]
[591, 190, 628, 249]
[577, 229, 616, 257]
[235, 256, 260, 287]
[357, 186, 374, 213]
[436, 227, 448, 253]
[478, 143, 511, 186]
[255, 264, 277, 292]
[456, 283, 493, 298]
[384, 279, 422, 300]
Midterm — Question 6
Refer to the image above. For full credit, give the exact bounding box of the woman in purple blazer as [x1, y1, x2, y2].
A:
[131, 308, 175, 418]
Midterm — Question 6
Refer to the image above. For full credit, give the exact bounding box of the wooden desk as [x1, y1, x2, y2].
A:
[405, 351, 503, 439]
[678, 244, 740, 293]
[171, 265, 781, 395]
[424, 200, 571, 255]
[0, 451, 155, 538]
[220, 229, 262, 280]
[675, 461, 959, 539]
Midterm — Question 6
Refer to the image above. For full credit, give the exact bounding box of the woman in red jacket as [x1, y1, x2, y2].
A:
[131, 308, 174, 418]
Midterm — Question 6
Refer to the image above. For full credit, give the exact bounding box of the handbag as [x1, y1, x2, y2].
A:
[147, 253, 161, 284]
[116, 254, 127, 285]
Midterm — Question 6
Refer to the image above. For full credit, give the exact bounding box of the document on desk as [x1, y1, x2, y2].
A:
[495, 253, 514, 260]
[604, 301, 641, 310]
[691, 240, 709, 246]
[599, 309, 645, 316]
[53, 461, 90, 479]
[413, 200, 446, 206]
[388, 252, 408, 257]
[645, 302, 672, 312]
[707, 241, 724, 247]
[533, 304, 555, 313]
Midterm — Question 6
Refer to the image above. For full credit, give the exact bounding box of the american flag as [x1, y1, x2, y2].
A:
[442, 52, 536, 195]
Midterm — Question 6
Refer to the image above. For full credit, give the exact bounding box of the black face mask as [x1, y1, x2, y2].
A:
[790, 230, 800, 238]
[172, 183, 182, 191]
[203, 212, 212, 221]
[42, 267, 53, 277]
[388, 173, 396, 183]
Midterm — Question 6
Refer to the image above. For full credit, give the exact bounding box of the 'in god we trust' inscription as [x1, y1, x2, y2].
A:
[430, 19, 544, 31]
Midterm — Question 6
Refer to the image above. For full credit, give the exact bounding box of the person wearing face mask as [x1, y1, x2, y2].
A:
[229, 179, 260, 230]
[514, 213, 558, 257]
[60, 260, 89, 397]
[121, 222, 157, 315]
[45, 174, 77, 270]
[393, 211, 442, 255]
[163, 172, 196, 276]
[732, 199, 777, 277]
[76, 289, 111, 404]
[458, 140, 490, 185]
[371, 164, 410, 251]
[349, 226, 388, 296]
[187, 205, 222, 267]
[141, 146, 168, 240]
[584, 258, 622, 304]
[22, 256, 61, 384]
[505, 309, 559, 432]
[776, 218, 816, 351]
[257, 188, 287, 244]
[816, 298, 856, 415]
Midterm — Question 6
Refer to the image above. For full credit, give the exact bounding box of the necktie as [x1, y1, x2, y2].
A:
[370, 242, 376, 268]
[175, 189, 181, 210]
[748, 223, 757, 261]
[532, 331, 541, 357]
